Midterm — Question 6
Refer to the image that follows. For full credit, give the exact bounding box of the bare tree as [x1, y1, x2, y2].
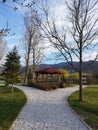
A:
[0, 25, 9, 64]
[22, 10, 34, 84]
[37, 0, 98, 101]
[22, 9, 44, 84]
[0, 37, 7, 62]
[0, 21, 15, 65]
[1, 0, 35, 11]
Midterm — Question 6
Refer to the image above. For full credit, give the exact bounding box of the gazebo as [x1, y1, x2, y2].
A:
[35, 67, 63, 83]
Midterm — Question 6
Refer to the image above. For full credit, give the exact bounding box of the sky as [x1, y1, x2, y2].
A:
[0, 0, 25, 61]
[0, 0, 98, 66]
[0, 0, 65, 65]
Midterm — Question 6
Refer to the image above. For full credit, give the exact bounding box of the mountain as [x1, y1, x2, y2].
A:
[39, 61, 98, 75]
[1, 61, 98, 75]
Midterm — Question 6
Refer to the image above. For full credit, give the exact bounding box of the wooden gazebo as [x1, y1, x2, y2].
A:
[35, 67, 62, 82]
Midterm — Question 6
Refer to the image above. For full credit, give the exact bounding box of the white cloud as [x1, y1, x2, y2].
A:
[83, 51, 98, 61]
[49, 1, 66, 27]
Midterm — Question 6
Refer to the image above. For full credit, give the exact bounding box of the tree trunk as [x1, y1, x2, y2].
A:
[79, 37, 83, 101]
[24, 45, 31, 85]
[24, 58, 29, 84]
[79, 68, 82, 101]
[32, 48, 35, 82]
[12, 83, 14, 93]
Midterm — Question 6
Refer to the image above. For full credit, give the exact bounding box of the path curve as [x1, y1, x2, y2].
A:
[10, 85, 89, 130]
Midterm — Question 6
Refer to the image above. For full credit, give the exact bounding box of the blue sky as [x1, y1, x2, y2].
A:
[0, 1, 24, 53]
[0, 0, 98, 66]
[0, 1, 25, 46]
[0, 0, 64, 65]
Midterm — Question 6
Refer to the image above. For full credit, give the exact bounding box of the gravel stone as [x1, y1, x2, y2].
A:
[10, 85, 89, 130]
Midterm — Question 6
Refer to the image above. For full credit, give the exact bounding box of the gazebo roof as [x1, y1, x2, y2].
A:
[35, 67, 62, 74]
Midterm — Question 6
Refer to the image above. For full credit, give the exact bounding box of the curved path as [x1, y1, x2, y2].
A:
[10, 85, 89, 130]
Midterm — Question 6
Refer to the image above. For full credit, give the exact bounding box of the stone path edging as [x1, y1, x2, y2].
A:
[69, 105, 92, 130]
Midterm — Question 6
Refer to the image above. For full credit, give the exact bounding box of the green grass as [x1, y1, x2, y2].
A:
[68, 85, 98, 130]
[0, 86, 27, 130]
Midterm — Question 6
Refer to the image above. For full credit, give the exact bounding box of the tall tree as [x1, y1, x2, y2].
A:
[65, 0, 98, 101]
[0, 37, 7, 63]
[22, 9, 43, 84]
[0, 23, 10, 63]
[3, 46, 20, 92]
[38, 0, 98, 101]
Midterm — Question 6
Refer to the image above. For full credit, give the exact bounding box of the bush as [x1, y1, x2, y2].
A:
[28, 82, 60, 90]
[86, 74, 95, 84]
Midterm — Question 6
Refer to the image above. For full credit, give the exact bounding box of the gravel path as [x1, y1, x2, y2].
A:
[10, 85, 89, 130]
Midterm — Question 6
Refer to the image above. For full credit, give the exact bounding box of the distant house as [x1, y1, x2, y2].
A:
[68, 72, 88, 84]
[82, 73, 88, 84]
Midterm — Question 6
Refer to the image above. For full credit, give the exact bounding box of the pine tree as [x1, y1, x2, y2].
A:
[3, 46, 21, 92]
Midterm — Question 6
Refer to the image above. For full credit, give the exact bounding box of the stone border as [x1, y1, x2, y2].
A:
[67, 101, 92, 130]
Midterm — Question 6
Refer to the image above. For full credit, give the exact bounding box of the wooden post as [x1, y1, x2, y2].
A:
[58, 73, 60, 82]
[42, 74, 44, 82]
[36, 73, 38, 83]
[51, 74, 52, 82]
[46, 74, 48, 83]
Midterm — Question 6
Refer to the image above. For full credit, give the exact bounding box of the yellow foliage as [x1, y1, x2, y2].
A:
[72, 73, 79, 80]
[59, 69, 69, 78]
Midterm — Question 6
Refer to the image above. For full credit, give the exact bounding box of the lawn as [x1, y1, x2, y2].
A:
[68, 85, 98, 130]
[0, 86, 27, 130]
